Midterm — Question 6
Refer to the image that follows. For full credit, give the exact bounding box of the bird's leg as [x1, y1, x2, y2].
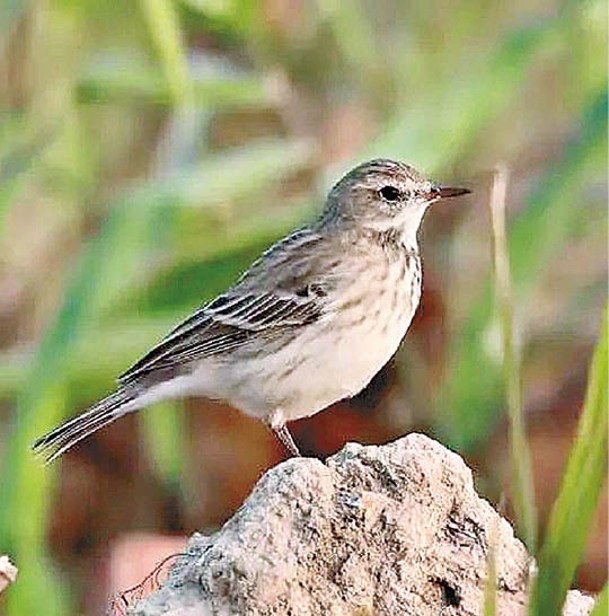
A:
[269, 410, 301, 457]
[273, 424, 301, 457]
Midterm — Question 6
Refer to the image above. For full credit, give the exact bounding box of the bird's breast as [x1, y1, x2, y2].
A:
[208, 251, 423, 423]
[344, 251, 420, 334]
[321, 251, 422, 394]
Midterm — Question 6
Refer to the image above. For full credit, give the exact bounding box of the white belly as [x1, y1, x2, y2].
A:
[213, 257, 421, 424]
[275, 309, 415, 419]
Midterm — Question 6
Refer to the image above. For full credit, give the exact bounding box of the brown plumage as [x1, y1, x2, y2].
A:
[34, 159, 469, 461]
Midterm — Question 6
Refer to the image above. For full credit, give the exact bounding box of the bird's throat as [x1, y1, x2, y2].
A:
[360, 226, 419, 261]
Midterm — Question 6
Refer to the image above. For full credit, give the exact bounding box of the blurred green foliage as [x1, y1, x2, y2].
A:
[530, 311, 608, 616]
[0, 0, 606, 614]
[590, 585, 608, 616]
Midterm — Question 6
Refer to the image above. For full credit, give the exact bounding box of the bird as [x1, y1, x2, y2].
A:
[33, 159, 469, 462]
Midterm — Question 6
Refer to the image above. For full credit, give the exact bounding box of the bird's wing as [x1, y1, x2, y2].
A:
[118, 228, 333, 384]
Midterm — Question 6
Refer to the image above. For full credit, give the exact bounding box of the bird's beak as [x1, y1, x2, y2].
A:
[427, 185, 471, 201]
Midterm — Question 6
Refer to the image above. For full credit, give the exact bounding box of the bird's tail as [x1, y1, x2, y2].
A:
[33, 388, 139, 463]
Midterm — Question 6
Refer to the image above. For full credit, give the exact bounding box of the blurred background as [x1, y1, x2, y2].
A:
[0, 0, 606, 614]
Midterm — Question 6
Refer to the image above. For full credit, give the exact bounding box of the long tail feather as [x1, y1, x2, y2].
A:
[33, 389, 138, 463]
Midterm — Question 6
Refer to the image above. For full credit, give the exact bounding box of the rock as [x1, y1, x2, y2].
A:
[130, 434, 595, 616]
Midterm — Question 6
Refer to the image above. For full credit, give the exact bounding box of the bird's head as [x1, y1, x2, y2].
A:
[323, 159, 470, 245]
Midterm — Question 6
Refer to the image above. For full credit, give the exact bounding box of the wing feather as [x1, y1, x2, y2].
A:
[119, 228, 332, 385]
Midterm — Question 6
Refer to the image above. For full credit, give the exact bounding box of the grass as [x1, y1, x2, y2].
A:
[138, 0, 193, 107]
[438, 90, 607, 452]
[486, 158, 607, 613]
[488, 163, 538, 553]
[529, 310, 608, 615]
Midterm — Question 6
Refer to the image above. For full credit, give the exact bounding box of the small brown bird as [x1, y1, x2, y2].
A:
[34, 159, 469, 461]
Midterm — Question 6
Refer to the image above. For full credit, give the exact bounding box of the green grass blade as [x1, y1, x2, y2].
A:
[0, 385, 72, 616]
[488, 165, 537, 551]
[139, 0, 193, 106]
[529, 309, 608, 615]
[0, 202, 149, 616]
[77, 63, 268, 107]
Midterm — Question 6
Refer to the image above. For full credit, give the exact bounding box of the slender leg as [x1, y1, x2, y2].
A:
[273, 424, 301, 457]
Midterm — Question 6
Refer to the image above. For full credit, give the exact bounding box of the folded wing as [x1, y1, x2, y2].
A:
[119, 228, 331, 384]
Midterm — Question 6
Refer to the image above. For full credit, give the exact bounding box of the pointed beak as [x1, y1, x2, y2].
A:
[426, 186, 471, 201]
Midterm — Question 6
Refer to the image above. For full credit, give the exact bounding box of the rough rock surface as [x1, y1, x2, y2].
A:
[131, 434, 595, 616]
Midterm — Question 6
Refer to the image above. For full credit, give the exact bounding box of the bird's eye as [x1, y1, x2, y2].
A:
[379, 186, 400, 202]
